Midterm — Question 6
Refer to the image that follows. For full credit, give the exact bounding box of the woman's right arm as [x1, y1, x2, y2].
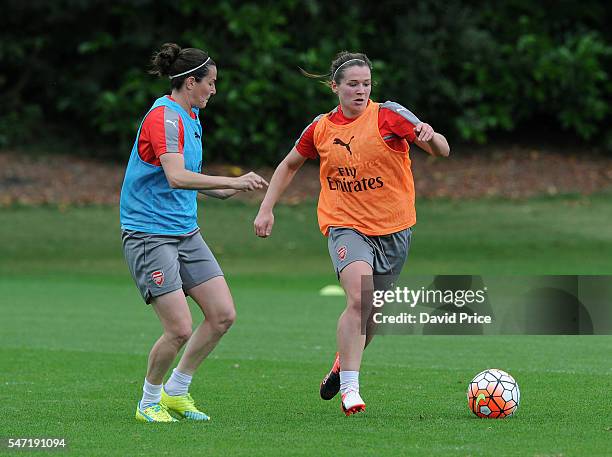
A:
[254, 147, 308, 237]
[160, 153, 267, 191]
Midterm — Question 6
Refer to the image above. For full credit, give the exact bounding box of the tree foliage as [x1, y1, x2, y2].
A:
[1, 0, 611, 162]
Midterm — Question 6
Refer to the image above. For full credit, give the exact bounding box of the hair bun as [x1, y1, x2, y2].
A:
[150, 43, 182, 77]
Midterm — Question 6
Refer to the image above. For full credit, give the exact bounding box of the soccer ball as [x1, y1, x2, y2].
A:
[467, 369, 520, 418]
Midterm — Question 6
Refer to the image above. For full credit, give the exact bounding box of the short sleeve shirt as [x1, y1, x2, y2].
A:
[137, 96, 197, 166]
[295, 101, 420, 159]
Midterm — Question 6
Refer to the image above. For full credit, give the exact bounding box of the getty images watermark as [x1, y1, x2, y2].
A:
[372, 285, 491, 325]
[360, 275, 612, 335]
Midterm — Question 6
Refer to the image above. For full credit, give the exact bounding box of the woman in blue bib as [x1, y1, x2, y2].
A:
[120, 43, 267, 422]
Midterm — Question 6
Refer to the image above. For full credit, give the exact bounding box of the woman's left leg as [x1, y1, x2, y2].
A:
[160, 276, 235, 420]
[160, 230, 235, 420]
[176, 276, 236, 374]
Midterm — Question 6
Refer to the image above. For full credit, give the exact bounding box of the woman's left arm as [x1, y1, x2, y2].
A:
[198, 189, 241, 200]
[413, 123, 450, 157]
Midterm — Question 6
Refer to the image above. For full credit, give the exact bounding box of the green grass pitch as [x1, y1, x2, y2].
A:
[1, 194, 611, 456]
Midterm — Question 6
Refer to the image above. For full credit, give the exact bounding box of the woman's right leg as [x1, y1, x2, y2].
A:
[135, 289, 192, 422]
[146, 289, 193, 385]
[336, 260, 373, 415]
[337, 261, 373, 371]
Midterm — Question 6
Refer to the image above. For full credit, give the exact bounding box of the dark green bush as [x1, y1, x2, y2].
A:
[1, 0, 611, 162]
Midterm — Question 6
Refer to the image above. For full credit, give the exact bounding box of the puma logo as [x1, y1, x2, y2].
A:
[333, 136, 355, 155]
[165, 119, 178, 129]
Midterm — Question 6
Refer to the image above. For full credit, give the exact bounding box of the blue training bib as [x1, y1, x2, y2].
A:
[120, 96, 203, 235]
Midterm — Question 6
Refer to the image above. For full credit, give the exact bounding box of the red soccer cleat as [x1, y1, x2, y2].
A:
[341, 390, 366, 416]
[320, 352, 341, 400]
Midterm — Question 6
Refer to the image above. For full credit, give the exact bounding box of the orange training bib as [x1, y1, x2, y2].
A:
[313, 100, 416, 236]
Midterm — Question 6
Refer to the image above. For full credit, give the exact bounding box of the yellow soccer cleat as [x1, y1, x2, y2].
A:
[135, 401, 178, 422]
[161, 389, 210, 421]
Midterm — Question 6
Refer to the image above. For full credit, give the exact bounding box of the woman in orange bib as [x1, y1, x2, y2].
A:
[254, 51, 450, 416]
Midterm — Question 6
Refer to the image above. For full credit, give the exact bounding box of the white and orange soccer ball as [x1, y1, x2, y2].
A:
[467, 369, 520, 418]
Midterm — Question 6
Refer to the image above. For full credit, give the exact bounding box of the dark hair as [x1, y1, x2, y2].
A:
[149, 43, 215, 89]
[301, 51, 372, 87]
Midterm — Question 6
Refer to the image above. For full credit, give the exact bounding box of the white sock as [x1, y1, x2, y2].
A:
[140, 379, 162, 409]
[340, 370, 359, 395]
[164, 368, 193, 396]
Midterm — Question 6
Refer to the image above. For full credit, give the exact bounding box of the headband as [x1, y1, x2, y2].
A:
[332, 58, 366, 81]
[169, 57, 211, 79]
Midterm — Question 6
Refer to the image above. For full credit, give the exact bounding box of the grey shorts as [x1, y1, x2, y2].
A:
[122, 229, 224, 304]
[328, 227, 412, 278]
